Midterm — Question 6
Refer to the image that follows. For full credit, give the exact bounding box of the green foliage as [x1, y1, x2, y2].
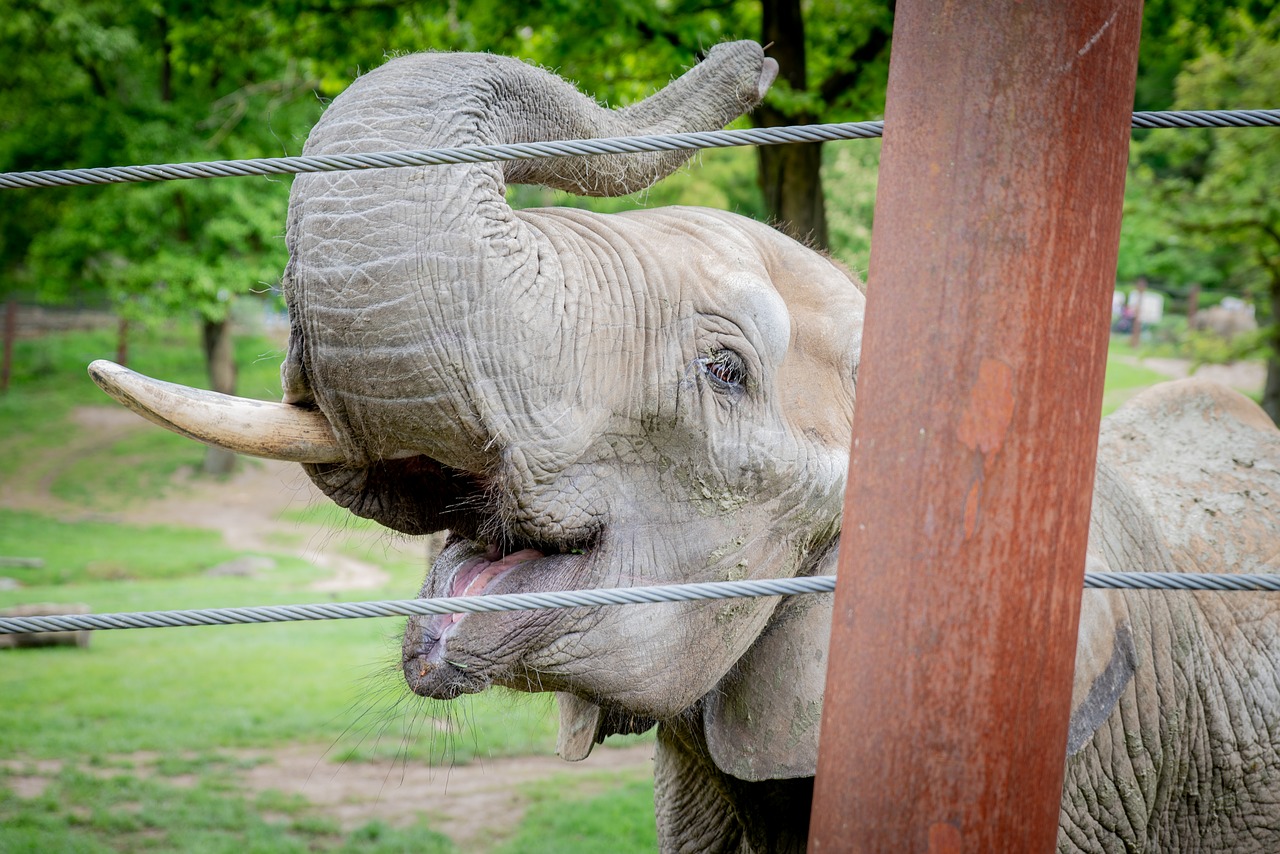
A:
[1133, 0, 1276, 111]
[3, 0, 898, 315]
[0, 2, 317, 313]
[1126, 10, 1280, 289]
[1116, 7, 1280, 420]
[823, 138, 881, 273]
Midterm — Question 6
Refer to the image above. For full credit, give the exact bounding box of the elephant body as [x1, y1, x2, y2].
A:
[1060, 381, 1280, 852]
[103, 45, 1280, 852]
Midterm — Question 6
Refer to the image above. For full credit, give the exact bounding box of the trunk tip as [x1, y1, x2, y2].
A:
[759, 57, 779, 100]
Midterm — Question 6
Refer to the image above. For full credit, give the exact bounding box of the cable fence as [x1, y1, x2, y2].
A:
[3, 571, 1279, 635]
[2, 109, 1278, 191]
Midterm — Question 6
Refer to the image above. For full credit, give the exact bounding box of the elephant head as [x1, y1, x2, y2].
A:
[92, 42, 864, 776]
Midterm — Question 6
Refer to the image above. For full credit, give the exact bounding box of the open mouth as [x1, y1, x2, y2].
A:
[441, 543, 547, 619]
[401, 528, 599, 698]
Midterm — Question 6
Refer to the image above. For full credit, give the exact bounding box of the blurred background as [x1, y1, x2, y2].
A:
[1, 1, 1276, 851]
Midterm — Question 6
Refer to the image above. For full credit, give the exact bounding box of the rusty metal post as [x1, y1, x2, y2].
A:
[808, 3, 1142, 852]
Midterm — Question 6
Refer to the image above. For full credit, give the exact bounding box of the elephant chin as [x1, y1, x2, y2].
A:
[401, 535, 598, 700]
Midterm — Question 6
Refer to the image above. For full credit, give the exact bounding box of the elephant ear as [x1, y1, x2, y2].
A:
[1065, 457, 1181, 756]
[556, 693, 656, 762]
[1066, 558, 1137, 756]
[703, 544, 837, 781]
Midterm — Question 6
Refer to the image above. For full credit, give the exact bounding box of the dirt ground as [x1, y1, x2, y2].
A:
[243, 742, 655, 846]
[1, 743, 655, 849]
[1113, 353, 1266, 391]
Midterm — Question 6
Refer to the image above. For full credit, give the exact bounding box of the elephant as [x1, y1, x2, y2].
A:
[1192, 303, 1258, 341]
[91, 42, 1280, 853]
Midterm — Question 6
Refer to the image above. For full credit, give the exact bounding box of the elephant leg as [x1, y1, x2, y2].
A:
[655, 717, 813, 853]
[654, 721, 745, 854]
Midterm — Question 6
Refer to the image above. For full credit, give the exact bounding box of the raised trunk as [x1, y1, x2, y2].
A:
[282, 43, 776, 530]
[201, 315, 237, 476]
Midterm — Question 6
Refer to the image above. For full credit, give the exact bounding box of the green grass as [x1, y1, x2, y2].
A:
[1101, 353, 1174, 415]
[0, 562, 559, 762]
[0, 509, 243, 585]
[0, 762, 459, 853]
[493, 774, 657, 854]
[2, 321, 285, 405]
[0, 321, 284, 486]
[48, 428, 209, 508]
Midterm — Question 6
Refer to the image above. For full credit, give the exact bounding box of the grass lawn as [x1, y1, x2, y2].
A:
[0, 760, 459, 854]
[1101, 357, 1174, 415]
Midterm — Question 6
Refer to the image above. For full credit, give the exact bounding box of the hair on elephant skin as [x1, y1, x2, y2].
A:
[104, 44, 1280, 853]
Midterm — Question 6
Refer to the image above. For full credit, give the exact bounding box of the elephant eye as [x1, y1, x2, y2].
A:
[699, 349, 747, 392]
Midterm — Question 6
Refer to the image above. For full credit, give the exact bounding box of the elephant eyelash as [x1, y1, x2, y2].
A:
[698, 349, 747, 392]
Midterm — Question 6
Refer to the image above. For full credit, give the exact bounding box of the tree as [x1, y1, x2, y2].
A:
[1, 1, 323, 473]
[1132, 0, 1276, 112]
[754, 0, 891, 248]
[1128, 10, 1280, 423]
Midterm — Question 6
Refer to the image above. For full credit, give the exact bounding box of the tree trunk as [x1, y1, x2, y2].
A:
[201, 315, 238, 476]
[115, 317, 129, 367]
[757, 140, 828, 249]
[1, 296, 15, 394]
[757, 0, 829, 250]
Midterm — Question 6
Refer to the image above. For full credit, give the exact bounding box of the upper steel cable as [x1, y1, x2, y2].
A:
[1, 110, 1277, 191]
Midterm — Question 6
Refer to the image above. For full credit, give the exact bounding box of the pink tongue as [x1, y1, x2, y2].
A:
[461, 548, 545, 597]
[448, 548, 544, 625]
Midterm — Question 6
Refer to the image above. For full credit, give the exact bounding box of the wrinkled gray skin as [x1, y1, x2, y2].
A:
[280, 44, 1280, 853]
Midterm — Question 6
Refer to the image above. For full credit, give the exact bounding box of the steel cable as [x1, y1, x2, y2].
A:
[2, 571, 1278, 634]
[2, 109, 1277, 191]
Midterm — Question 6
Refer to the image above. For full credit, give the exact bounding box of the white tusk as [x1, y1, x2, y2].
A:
[88, 360, 347, 464]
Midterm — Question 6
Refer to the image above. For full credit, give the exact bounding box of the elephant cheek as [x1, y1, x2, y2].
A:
[554, 602, 780, 718]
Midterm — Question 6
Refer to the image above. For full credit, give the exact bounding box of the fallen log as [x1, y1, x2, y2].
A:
[0, 603, 91, 649]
